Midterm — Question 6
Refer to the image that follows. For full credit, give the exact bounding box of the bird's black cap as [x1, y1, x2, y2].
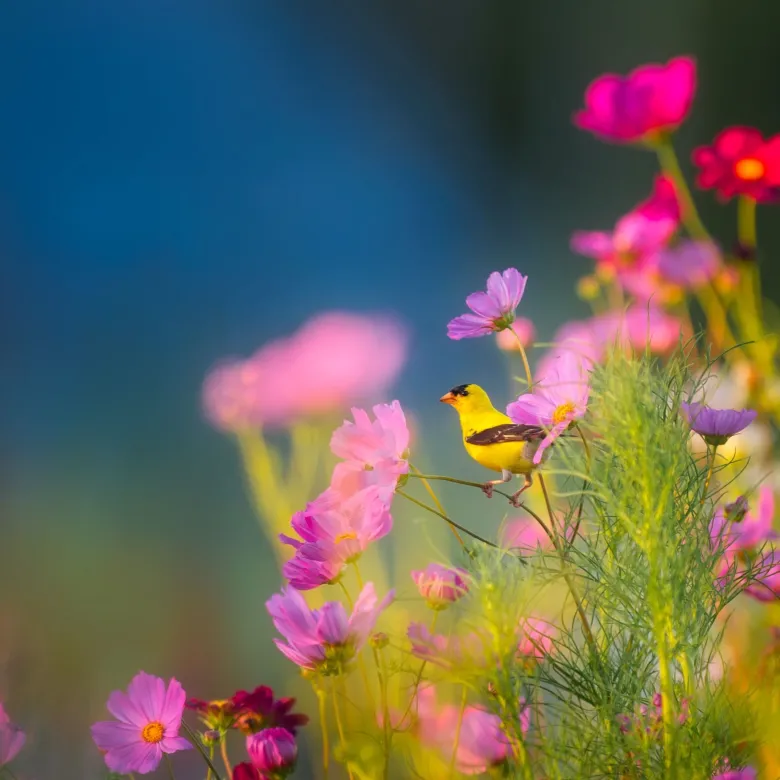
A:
[449, 384, 470, 396]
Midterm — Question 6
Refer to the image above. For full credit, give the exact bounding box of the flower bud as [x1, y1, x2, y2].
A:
[725, 495, 749, 523]
[576, 275, 601, 301]
[246, 728, 297, 779]
[411, 563, 469, 610]
[202, 729, 221, 746]
[369, 631, 389, 649]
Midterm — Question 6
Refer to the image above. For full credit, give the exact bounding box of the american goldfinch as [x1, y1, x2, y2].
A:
[440, 383, 544, 505]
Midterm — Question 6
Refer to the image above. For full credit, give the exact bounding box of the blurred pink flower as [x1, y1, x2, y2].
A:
[574, 56, 696, 143]
[712, 766, 757, 780]
[656, 241, 721, 289]
[495, 319, 536, 351]
[635, 174, 681, 223]
[502, 516, 552, 554]
[447, 269, 528, 339]
[415, 687, 526, 775]
[507, 351, 591, 464]
[517, 617, 557, 661]
[407, 624, 492, 671]
[246, 727, 297, 778]
[330, 401, 410, 500]
[411, 563, 469, 610]
[91, 672, 191, 775]
[267, 583, 394, 672]
[592, 306, 682, 355]
[0, 704, 25, 767]
[280, 487, 392, 590]
[203, 312, 407, 432]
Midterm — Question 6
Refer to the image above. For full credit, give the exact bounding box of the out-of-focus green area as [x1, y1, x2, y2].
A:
[3, 0, 780, 775]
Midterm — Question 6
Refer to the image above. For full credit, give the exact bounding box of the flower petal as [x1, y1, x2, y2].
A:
[126, 672, 167, 723]
[92, 720, 143, 751]
[159, 678, 186, 731]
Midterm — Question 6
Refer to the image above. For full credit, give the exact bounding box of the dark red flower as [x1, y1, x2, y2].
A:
[233, 762, 261, 780]
[692, 126, 780, 202]
[229, 686, 309, 735]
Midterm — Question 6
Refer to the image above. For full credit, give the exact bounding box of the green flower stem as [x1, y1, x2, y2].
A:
[655, 614, 677, 779]
[374, 646, 392, 780]
[164, 753, 177, 780]
[737, 194, 757, 251]
[701, 444, 719, 505]
[653, 138, 710, 241]
[510, 327, 534, 389]
[315, 684, 331, 779]
[396, 488, 499, 549]
[449, 687, 468, 777]
[219, 738, 232, 779]
[181, 721, 224, 780]
[409, 463, 465, 547]
[206, 746, 214, 780]
[332, 677, 355, 780]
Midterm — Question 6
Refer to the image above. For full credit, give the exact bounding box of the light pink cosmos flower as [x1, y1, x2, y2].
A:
[574, 56, 697, 143]
[91, 672, 191, 775]
[267, 583, 394, 673]
[280, 487, 392, 590]
[502, 516, 552, 554]
[330, 401, 410, 500]
[415, 687, 526, 775]
[447, 268, 528, 340]
[507, 351, 591, 464]
[203, 312, 407, 432]
[411, 563, 469, 610]
[517, 617, 557, 661]
[495, 318, 536, 351]
[711, 487, 780, 601]
[0, 704, 25, 767]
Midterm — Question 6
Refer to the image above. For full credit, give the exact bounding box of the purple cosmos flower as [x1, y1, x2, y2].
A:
[246, 727, 297, 779]
[0, 704, 25, 767]
[681, 402, 757, 445]
[91, 672, 191, 775]
[411, 564, 469, 610]
[447, 268, 528, 340]
[280, 487, 392, 590]
[330, 401, 410, 501]
[507, 351, 591, 464]
[712, 768, 757, 780]
[267, 582, 394, 674]
[656, 240, 721, 289]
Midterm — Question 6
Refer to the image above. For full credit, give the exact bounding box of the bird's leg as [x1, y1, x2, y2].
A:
[482, 469, 512, 499]
[509, 473, 534, 507]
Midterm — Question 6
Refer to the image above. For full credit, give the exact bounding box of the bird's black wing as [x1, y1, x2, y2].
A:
[465, 424, 545, 446]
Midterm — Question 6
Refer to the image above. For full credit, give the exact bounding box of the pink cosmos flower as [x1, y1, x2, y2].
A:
[415, 687, 526, 775]
[574, 56, 696, 143]
[91, 672, 191, 775]
[681, 402, 757, 445]
[656, 240, 721, 289]
[635, 174, 681, 223]
[712, 766, 757, 780]
[447, 268, 528, 340]
[267, 583, 394, 673]
[246, 727, 297, 778]
[330, 401, 410, 500]
[517, 617, 556, 661]
[280, 487, 392, 590]
[495, 319, 536, 351]
[407, 624, 492, 671]
[507, 351, 591, 464]
[0, 704, 25, 767]
[411, 564, 469, 610]
[502, 516, 552, 554]
[203, 312, 407, 432]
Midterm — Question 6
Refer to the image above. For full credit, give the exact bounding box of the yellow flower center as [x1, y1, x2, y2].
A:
[734, 157, 765, 181]
[552, 402, 576, 426]
[141, 721, 165, 743]
[334, 531, 358, 543]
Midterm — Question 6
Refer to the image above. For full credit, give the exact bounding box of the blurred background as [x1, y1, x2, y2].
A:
[2, 0, 780, 776]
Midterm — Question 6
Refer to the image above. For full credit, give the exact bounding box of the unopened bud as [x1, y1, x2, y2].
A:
[725, 495, 749, 523]
[577, 275, 601, 301]
[202, 729, 221, 746]
[369, 631, 389, 649]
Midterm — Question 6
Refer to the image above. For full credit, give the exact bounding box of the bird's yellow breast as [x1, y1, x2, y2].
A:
[463, 438, 536, 474]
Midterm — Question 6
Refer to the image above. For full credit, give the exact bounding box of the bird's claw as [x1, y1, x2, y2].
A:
[481, 482, 494, 499]
[509, 495, 523, 508]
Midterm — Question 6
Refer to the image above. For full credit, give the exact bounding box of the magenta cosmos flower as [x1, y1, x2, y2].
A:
[411, 563, 469, 610]
[330, 401, 410, 501]
[246, 727, 297, 779]
[415, 687, 526, 775]
[507, 351, 591, 464]
[712, 767, 757, 780]
[0, 704, 25, 767]
[203, 312, 407, 432]
[681, 401, 757, 445]
[280, 486, 392, 590]
[574, 56, 696, 143]
[693, 126, 780, 203]
[91, 672, 191, 775]
[267, 582, 394, 674]
[447, 268, 528, 340]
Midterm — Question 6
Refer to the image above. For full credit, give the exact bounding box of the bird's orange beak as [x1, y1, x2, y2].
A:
[439, 392, 456, 405]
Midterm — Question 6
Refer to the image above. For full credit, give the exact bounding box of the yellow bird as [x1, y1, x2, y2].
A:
[440, 383, 544, 505]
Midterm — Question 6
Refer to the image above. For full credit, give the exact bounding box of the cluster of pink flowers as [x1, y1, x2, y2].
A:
[203, 311, 407, 432]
